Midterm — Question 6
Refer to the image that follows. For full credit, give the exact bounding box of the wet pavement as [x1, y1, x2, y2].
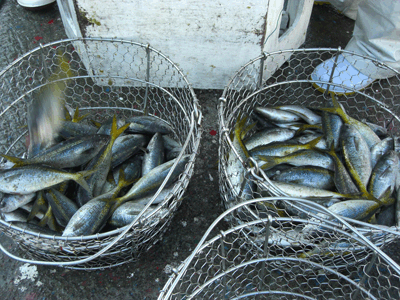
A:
[0, 1, 393, 300]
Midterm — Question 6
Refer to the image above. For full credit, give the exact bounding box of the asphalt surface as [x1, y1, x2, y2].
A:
[1, 1, 396, 300]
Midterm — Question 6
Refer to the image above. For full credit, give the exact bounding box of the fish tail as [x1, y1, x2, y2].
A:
[110, 115, 130, 144]
[235, 114, 247, 135]
[38, 214, 48, 227]
[116, 169, 128, 188]
[258, 155, 279, 171]
[308, 136, 323, 150]
[235, 115, 253, 166]
[0, 154, 24, 166]
[90, 119, 102, 128]
[27, 191, 47, 222]
[47, 210, 61, 232]
[367, 214, 377, 224]
[298, 251, 313, 259]
[64, 106, 72, 121]
[72, 107, 80, 122]
[110, 197, 124, 215]
[378, 188, 395, 206]
[38, 205, 52, 227]
[330, 94, 349, 123]
[107, 171, 116, 185]
[241, 122, 257, 140]
[71, 107, 90, 123]
[73, 170, 96, 196]
[325, 143, 337, 158]
[260, 201, 287, 217]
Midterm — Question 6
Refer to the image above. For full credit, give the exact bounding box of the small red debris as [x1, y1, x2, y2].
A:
[209, 130, 217, 136]
[34, 36, 43, 41]
[48, 19, 54, 24]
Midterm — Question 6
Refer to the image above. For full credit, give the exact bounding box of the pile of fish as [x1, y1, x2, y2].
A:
[227, 95, 400, 228]
[0, 107, 188, 237]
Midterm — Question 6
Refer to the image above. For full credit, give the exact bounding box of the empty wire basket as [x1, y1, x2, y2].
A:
[0, 37, 202, 269]
[159, 197, 400, 300]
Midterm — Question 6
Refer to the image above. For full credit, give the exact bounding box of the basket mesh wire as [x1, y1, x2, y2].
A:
[218, 48, 400, 223]
[159, 198, 400, 300]
[0, 37, 202, 269]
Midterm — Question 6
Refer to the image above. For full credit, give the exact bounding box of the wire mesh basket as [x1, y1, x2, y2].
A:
[159, 197, 400, 300]
[218, 48, 400, 228]
[0, 37, 202, 270]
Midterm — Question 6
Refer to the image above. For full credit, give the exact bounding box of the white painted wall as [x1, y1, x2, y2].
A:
[58, 0, 313, 89]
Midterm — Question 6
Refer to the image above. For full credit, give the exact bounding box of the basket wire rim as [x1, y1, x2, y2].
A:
[0, 37, 202, 267]
[186, 257, 376, 300]
[159, 197, 400, 299]
[220, 47, 400, 97]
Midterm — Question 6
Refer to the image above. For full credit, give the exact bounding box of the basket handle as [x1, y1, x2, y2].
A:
[0, 111, 197, 267]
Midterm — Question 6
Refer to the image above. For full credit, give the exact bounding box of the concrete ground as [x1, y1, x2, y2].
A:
[0, 1, 397, 300]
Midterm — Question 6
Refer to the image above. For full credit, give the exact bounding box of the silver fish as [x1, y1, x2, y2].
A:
[162, 135, 182, 152]
[142, 133, 165, 176]
[370, 137, 394, 169]
[226, 116, 254, 197]
[292, 133, 328, 150]
[2, 134, 111, 169]
[62, 192, 116, 236]
[326, 95, 381, 149]
[63, 168, 136, 236]
[272, 166, 335, 190]
[109, 204, 168, 228]
[243, 128, 296, 151]
[368, 150, 399, 201]
[324, 199, 380, 221]
[134, 186, 175, 206]
[257, 149, 335, 171]
[58, 121, 98, 139]
[277, 198, 341, 219]
[0, 164, 92, 195]
[109, 202, 147, 227]
[96, 116, 126, 135]
[0, 192, 36, 213]
[302, 199, 380, 237]
[126, 115, 173, 135]
[275, 105, 322, 125]
[365, 121, 388, 137]
[111, 134, 148, 168]
[321, 111, 343, 150]
[250, 136, 321, 158]
[254, 106, 302, 123]
[264, 181, 347, 198]
[326, 146, 360, 195]
[112, 155, 142, 184]
[341, 124, 372, 188]
[115, 155, 190, 205]
[166, 147, 183, 161]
